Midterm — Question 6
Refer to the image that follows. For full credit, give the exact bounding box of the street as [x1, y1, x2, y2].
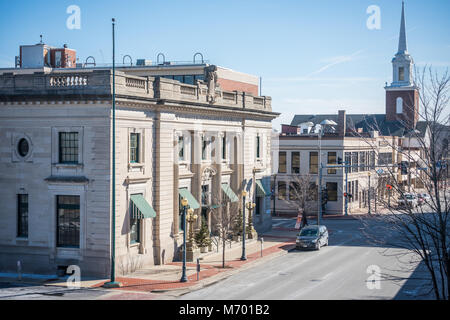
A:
[179, 217, 433, 300]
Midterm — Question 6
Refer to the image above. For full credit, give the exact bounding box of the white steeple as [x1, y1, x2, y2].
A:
[398, 1, 407, 54]
[389, 1, 414, 88]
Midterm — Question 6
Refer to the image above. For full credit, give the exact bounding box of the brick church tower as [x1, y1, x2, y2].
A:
[385, 1, 419, 129]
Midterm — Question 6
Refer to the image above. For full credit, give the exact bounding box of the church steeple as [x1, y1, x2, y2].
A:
[389, 1, 413, 87]
[385, 1, 419, 128]
[398, 1, 407, 54]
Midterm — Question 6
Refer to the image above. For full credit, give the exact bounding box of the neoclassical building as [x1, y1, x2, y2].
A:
[0, 57, 278, 277]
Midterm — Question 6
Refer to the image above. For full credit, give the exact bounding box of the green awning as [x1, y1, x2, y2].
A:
[256, 179, 271, 197]
[178, 188, 200, 209]
[130, 194, 156, 219]
[221, 183, 239, 202]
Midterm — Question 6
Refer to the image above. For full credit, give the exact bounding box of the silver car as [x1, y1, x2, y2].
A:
[296, 225, 329, 250]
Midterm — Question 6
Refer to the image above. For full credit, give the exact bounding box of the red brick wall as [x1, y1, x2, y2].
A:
[385, 89, 419, 128]
[217, 78, 259, 96]
[50, 48, 77, 68]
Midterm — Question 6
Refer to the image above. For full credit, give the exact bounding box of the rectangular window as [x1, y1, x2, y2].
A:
[222, 136, 226, 160]
[308, 183, 318, 201]
[174, 75, 184, 83]
[178, 136, 184, 161]
[277, 181, 287, 200]
[309, 152, 318, 174]
[59, 132, 78, 164]
[399, 67, 405, 81]
[56, 195, 80, 248]
[351, 181, 355, 203]
[370, 151, 376, 169]
[326, 182, 338, 202]
[355, 180, 359, 201]
[184, 75, 194, 85]
[379, 152, 393, 165]
[359, 152, 366, 171]
[256, 136, 261, 159]
[289, 182, 300, 201]
[130, 133, 140, 163]
[17, 194, 28, 238]
[130, 194, 142, 244]
[202, 137, 208, 160]
[278, 152, 287, 173]
[352, 152, 359, 173]
[345, 152, 351, 173]
[291, 152, 300, 174]
[327, 152, 337, 174]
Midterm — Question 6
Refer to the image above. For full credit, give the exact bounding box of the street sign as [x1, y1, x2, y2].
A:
[376, 169, 384, 174]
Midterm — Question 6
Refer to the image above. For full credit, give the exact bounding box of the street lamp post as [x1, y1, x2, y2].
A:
[180, 198, 189, 282]
[241, 191, 247, 261]
[104, 18, 121, 289]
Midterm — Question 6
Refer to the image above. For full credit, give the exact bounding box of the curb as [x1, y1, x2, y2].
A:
[151, 241, 296, 295]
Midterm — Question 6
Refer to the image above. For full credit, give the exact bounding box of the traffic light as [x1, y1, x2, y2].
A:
[400, 161, 408, 175]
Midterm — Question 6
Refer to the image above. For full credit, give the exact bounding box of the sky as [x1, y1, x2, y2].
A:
[0, 0, 449, 130]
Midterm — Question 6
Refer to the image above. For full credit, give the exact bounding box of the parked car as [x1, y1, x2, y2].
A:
[418, 193, 431, 205]
[296, 225, 328, 250]
[397, 193, 418, 208]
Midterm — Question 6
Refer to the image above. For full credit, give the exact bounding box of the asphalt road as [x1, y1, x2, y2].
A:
[179, 218, 433, 300]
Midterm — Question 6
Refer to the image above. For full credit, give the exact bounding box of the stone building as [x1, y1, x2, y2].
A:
[0, 56, 278, 277]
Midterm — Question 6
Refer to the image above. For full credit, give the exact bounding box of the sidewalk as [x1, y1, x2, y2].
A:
[43, 237, 295, 295]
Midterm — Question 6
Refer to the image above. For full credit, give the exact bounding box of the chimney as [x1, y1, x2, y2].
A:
[338, 110, 346, 137]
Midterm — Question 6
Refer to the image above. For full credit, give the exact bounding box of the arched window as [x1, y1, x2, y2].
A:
[396, 97, 403, 114]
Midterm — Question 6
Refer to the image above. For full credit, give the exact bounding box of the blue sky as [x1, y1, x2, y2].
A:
[0, 0, 449, 130]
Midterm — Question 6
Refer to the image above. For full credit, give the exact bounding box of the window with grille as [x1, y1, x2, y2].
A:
[326, 182, 338, 201]
[345, 152, 351, 173]
[291, 152, 300, 173]
[59, 132, 78, 164]
[178, 136, 184, 161]
[277, 181, 287, 200]
[17, 194, 28, 238]
[278, 152, 287, 173]
[327, 152, 337, 174]
[352, 152, 359, 173]
[309, 152, 318, 174]
[130, 195, 142, 244]
[56, 195, 80, 248]
[130, 133, 140, 163]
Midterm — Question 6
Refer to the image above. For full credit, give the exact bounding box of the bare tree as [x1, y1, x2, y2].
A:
[287, 174, 318, 221]
[210, 192, 242, 268]
[348, 67, 449, 299]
